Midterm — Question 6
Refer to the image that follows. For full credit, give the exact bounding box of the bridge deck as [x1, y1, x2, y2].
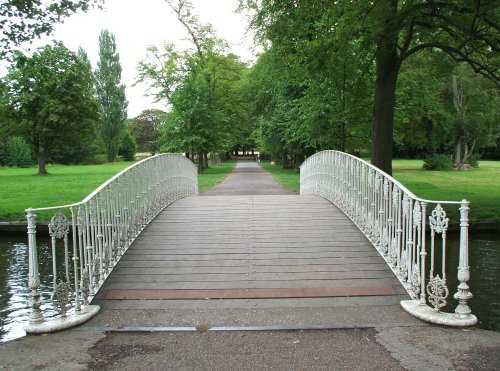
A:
[89, 193, 417, 329]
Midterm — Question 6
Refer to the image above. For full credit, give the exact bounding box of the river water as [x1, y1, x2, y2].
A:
[0, 232, 499, 342]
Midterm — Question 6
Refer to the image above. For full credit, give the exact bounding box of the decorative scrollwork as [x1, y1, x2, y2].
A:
[402, 194, 409, 216]
[383, 178, 390, 198]
[77, 207, 86, 235]
[48, 210, 69, 239]
[427, 275, 449, 310]
[429, 204, 448, 234]
[89, 199, 97, 224]
[413, 201, 422, 227]
[52, 281, 73, 317]
[400, 249, 408, 280]
[390, 238, 398, 266]
[392, 187, 400, 206]
[411, 263, 421, 297]
[81, 271, 90, 304]
[380, 227, 389, 254]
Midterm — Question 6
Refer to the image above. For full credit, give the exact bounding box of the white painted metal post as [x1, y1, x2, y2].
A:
[26, 209, 44, 325]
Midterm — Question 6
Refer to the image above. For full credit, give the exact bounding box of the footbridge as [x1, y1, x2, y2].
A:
[23, 152, 477, 334]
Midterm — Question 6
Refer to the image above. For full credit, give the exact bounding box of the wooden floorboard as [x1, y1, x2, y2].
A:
[94, 195, 408, 307]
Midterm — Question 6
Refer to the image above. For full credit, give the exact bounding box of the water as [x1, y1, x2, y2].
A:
[0, 233, 499, 342]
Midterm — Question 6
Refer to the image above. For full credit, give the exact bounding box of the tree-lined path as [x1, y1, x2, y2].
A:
[86, 158, 419, 330]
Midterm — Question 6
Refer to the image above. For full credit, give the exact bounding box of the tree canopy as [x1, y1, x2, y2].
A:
[1, 42, 98, 174]
[95, 29, 128, 162]
[0, 0, 103, 58]
[242, 0, 499, 174]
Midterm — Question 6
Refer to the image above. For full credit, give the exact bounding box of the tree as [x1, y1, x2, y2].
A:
[1, 42, 97, 174]
[450, 63, 499, 165]
[95, 29, 128, 162]
[243, 0, 499, 174]
[128, 109, 165, 155]
[138, 0, 248, 172]
[0, 0, 103, 58]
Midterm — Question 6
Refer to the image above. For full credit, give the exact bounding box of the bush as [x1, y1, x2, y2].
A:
[423, 154, 453, 170]
[118, 130, 137, 161]
[0, 136, 34, 167]
[465, 153, 480, 168]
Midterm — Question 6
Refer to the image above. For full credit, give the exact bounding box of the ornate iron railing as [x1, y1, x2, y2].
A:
[300, 150, 476, 326]
[24, 154, 198, 333]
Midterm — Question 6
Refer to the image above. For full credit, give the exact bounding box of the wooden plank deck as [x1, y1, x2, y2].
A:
[94, 195, 408, 305]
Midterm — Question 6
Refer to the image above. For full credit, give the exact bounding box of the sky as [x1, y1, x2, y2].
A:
[14, 0, 257, 118]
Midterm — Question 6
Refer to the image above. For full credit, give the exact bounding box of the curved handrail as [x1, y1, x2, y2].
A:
[300, 150, 476, 326]
[27, 154, 198, 213]
[301, 151, 462, 205]
[24, 153, 198, 333]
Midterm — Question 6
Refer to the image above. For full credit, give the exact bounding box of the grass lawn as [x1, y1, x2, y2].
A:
[0, 162, 134, 222]
[261, 159, 500, 224]
[0, 159, 237, 222]
[198, 159, 236, 193]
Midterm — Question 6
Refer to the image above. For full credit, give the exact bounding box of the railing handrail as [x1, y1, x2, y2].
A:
[300, 150, 463, 205]
[24, 153, 198, 334]
[26, 153, 197, 213]
[300, 150, 476, 327]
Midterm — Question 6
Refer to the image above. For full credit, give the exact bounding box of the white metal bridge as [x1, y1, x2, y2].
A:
[23, 152, 476, 334]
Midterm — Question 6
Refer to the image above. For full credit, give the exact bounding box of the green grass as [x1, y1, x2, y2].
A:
[392, 160, 500, 224]
[0, 159, 237, 222]
[261, 161, 300, 193]
[198, 159, 236, 193]
[0, 162, 134, 222]
[261, 159, 500, 224]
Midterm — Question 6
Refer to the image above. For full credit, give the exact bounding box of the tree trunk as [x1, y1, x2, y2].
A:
[371, 0, 400, 176]
[37, 150, 48, 175]
[203, 152, 208, 169]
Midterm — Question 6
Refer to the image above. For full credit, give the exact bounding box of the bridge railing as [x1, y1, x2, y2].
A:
[300, 150, 477, 326]
[24, 154, 198, 333]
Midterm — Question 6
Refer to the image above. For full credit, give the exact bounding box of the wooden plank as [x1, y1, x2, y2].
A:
[95, 194, 407, 311]
[104, 286, 397, 300]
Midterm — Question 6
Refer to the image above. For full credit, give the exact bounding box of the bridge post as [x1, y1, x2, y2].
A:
[454, 200, 474, 319]
[26, 209, 44, 326]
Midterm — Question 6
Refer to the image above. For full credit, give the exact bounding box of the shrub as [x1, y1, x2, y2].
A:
[423, 154, 453, 170]
[118, 130, 137, 161]
[465, 153, 480, 168]
[1, 136, 34, 167]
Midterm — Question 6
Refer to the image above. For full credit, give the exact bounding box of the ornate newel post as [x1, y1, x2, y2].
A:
[454, 200, 476, 322]
[26, 209, 44, 326]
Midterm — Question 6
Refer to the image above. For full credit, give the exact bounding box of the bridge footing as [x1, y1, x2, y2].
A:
[24, 305, 100, 334]
[400, 300, 477, 327]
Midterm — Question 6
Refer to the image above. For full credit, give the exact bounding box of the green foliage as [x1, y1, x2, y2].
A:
[0, 136, 34, 167]
[128, 109, 164, 154]
[243, 0, 499, 174]
[0, 0, 103, 59]
[95, 29, 128, 162]
[1, 42, 98, 174]
[466, 154, 481, 168]
[138, 1, 248, 171]
[423, 154, 453, 171]
[118, 130, 137, 161]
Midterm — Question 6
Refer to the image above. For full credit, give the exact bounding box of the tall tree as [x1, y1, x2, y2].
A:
[95, 29, 128, 162]
[138, 0, 247, 171]
[243, 0, 499, 174]
[0, 42, 97, 174]
[0, 0, 103, 58]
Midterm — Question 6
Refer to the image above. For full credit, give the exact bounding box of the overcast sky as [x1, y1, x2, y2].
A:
[17, 0, 257, 117]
